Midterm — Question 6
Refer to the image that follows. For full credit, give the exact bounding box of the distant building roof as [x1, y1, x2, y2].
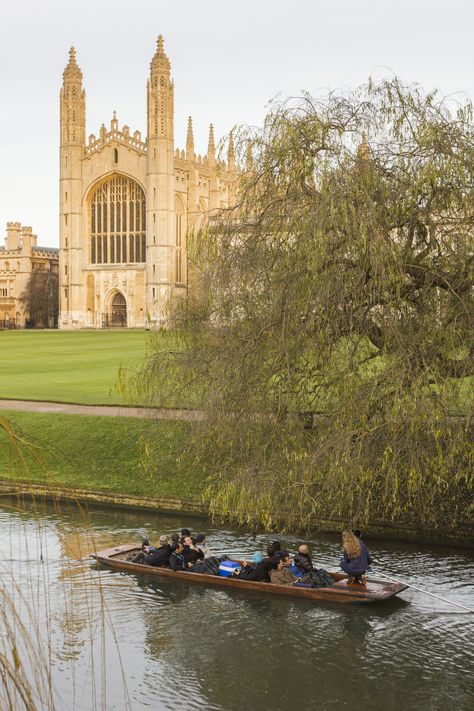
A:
[32, 246, 59, 255]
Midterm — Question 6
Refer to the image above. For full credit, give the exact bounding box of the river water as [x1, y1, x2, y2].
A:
[0, 497, 472, 711]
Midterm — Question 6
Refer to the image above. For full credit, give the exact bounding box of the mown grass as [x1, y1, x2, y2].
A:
[0, 410, 202, 500]
[0, 330, 152, 405]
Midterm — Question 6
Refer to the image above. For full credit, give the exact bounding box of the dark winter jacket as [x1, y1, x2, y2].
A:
[146, 544, 172, 567]
[182, 545, 204, 567]
[169, 551, 187, 572]
[189, 556, 221, 575]
[239, 560, 273, 582]
[340, 540, 372, 575]
[293, 552, 314, 573]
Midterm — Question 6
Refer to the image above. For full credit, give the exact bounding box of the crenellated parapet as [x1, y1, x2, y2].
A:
[32, 247, 60, 257]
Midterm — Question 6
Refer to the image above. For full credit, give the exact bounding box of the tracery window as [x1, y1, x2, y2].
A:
[90, 175, 146, 265]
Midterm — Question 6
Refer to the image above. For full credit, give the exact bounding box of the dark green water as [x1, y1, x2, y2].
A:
[0, 497, 472, 711]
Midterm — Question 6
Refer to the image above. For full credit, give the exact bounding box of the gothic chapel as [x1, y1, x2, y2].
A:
[60, 36, 234, 329]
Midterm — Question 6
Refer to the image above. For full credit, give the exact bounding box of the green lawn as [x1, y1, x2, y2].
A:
[0, 331, 149, 405]
[0, 410, 201, 500]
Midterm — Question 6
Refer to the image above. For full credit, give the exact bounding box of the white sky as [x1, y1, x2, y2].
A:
[1, 0, 473, 247]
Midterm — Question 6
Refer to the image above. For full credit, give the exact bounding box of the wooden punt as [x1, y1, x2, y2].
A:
[92, 544, 407, 605]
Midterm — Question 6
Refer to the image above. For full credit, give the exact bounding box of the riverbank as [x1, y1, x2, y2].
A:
[1, 479, 472, 549]
[0, 409, 201, 500]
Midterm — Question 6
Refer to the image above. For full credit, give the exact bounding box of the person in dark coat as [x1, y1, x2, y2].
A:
[239, 554, 276, 582]
[293, 544, 314, 573]
[181, 536, 204, 567]
[169, 543, 187, 571]
[340, 529, 372, 584]
[146, 535, 172, 567]
[266, 541, 282, 557]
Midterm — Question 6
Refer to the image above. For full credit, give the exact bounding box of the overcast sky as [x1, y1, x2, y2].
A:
[1, 0, 473, 247]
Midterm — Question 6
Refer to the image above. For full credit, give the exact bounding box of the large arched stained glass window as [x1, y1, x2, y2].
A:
[90, 175, 146, 265]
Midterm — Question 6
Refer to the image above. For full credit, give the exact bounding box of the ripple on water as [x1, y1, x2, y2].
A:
[0, 499, 473, 711]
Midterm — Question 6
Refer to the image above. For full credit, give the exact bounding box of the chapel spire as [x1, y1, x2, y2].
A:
[60, 45, 85, 147]
[186, 116, 195, 160]
[207, 124, 215, 166]
[63, 46, 83, 83]
[147, 34, 173, 140]
[150, 33, 171, 76]
[357, 130, 371, 162]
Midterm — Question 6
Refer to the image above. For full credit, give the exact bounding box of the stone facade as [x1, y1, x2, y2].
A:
[0, 223, 59, 327]
[60, 36, 234, 329]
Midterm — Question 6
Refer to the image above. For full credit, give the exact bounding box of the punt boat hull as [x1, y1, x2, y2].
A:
[92, 544, 407, 605]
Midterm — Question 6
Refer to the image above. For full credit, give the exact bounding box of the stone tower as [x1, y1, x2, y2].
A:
[59, 47, 86, 327]
[146, 35, 176, 324]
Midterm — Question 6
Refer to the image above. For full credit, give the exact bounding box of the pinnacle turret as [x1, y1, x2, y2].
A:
[150, 33, 171, 76]
[186, 116, 195, 160]
[207, 124, 215, 165]
[63, 46, 83, 83]
[357, 130, 371, 162]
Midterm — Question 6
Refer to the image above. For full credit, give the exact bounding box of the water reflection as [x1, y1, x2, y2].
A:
[0, 496, 472, 711]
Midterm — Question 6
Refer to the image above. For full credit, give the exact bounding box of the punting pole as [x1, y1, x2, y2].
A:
[214, 551, 250, 557]
[371, 569, 474, 613]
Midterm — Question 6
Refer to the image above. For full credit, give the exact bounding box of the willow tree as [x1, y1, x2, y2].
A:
[132, 78, 474, 532]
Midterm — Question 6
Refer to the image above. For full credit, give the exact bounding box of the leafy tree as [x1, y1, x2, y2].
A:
[21, 270, 59, 328]
[131, 78, 473, 533]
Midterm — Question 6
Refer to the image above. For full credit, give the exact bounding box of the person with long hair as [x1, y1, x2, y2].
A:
[340, 530, 372, 585]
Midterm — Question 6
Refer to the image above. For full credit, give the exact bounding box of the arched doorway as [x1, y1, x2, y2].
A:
[110, 292, 127, 327]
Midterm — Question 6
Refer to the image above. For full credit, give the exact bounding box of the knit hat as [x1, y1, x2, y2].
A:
[159, 535, 169, 545]
[252, 552, 263, 564]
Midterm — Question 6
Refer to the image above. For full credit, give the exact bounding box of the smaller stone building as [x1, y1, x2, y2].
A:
[0, 222, 59, 327]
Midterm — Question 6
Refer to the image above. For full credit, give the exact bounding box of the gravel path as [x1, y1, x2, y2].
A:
[0, 399, 203, 421]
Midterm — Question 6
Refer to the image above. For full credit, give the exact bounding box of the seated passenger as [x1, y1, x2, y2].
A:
[169, 543, 187, 571]
[340, 529, 372, 584]
[269, 551, 301, 586]
[130, 538, 157, 564]
[195, 533, 213, 558]
[182, 536, 204, 567]
[293, 544, 314, 573]
[146, 535, 172, 567]
[180, 528, 192, 543]
[239, 553, 275, 582]
[170, 532, 180, 547]
[266, 542, 279, 559]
